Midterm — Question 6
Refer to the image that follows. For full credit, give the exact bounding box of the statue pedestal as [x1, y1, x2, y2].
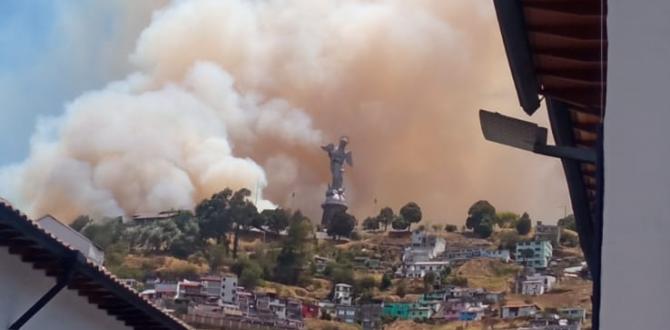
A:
[321, 191, 348, 229]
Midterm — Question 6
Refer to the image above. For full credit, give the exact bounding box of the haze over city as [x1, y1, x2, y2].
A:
[0, 0, 570, 224]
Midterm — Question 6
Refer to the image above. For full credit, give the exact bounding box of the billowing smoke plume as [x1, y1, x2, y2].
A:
[0, 0, 569, 223]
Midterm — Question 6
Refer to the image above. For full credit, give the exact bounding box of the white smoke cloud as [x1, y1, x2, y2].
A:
[1, 60, 320, 220]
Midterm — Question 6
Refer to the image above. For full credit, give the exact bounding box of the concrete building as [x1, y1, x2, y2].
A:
[442, 245, 510, 263]
[200, 276, 222, 299]
[286, 299, 303, 320]
[0, 200, 189, 330]
[154, 283, 178, 300]
[559, 308, 587, 323]
[516, 270, 557, 296]
[401, 260, 451, 278]
[403, 230, 446, 262]
[535, 222, 562, 247]
[516, 240, 553, 269]
[318, 301, 336, 319]
[357, 304, 382, 330]
[335, 304, 357, 324]
[221, 274, 238, 304]
[501, 303, 540, 319]
[333, 283, 353, 305]
[36, 215, 105, 265]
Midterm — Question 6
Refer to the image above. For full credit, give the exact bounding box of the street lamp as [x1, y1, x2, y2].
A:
[479, 110, 595, 163]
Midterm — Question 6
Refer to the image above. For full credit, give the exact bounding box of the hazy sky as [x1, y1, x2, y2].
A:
[0, 1, 571, 224]
[0, 0, 162, 164]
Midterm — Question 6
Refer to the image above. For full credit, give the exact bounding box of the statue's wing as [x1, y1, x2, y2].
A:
[345, 151, 353, 166]
[321, 143, 335, 152]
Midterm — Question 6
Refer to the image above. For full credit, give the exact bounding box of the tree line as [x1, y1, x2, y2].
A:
[360, 202, 423, 231]
[71, 188, 316, 288]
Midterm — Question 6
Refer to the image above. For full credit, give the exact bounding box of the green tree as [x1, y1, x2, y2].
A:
[356, 276, 377, 297]
[496, 211, 520, 228]
[445, 275, 468, 287]
[228, 188, 258, 259]
[560, 229, 579, 247]
[423, 271, 436, 293]
[400, 202, 422, 230]
[558, 214, 576, 231]
[396, 280, 407, 298]
[196, 189, 234, 245]
[476, 220, 494, 238]
[362, 217, 379, 230]
[328, 263, 355, 285]
[465, 200, 496, 238]
[439, 267, 452, 286]
[206, 244, 229, 272]
[380, 273, 392, 291]
[262, 208, 290, 234]
[70, 215, 92, 232]
[498, 230, 522, 250]
[240, 266, 262, 289]
[376, 207, 395, 231]
[273, 211, 313, 285]
[391, 216, 409, 230]
[327, 211, 356, 239]
[81, 216, 124, 250]
[516, 212, 532, 235]
[444, 224, 458, 232]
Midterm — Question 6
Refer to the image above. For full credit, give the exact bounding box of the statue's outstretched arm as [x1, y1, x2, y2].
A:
[321, 144, 335, 152]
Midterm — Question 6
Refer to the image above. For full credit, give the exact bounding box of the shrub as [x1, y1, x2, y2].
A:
[240, 263, 263, 289]
[396, 280, 407, 297]
[445, 224, 458, 232]
[380, 273, 392, 291]
[445, 275, 468, 287]
[560, 230, 579, 247]
[516, 213, 532, 235]
[498, 231, 522, 250]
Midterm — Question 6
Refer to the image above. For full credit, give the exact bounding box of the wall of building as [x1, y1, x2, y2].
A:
[222, 276, 237, 304]
[0, 247, 130, 330]
[601, 1, 670, 328]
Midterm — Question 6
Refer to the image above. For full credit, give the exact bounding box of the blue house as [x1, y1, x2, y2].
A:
[515, 240, 553, 269]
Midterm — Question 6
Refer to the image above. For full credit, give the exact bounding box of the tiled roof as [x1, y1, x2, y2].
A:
[0, 200, 191, 330]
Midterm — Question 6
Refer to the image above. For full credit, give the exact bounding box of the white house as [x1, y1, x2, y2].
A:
[516, 273, 557, 296]
[480, 249, 511, 262]
[403, 230, 446, 262]
[268, 296, 287, 320]
[333, 283, 353, 306]
[401, 260, 451, 278]
[501, 303, 540, 319]
[36, 215, 105, 265]
[0, 200, 190, 330]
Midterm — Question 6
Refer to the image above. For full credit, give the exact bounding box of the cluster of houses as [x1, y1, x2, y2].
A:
[36, 208, 584, 330]
[138, 274, 308, 329]
[132, 270, 584, 330]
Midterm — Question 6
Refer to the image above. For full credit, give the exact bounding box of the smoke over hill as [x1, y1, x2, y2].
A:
[0, 0, 569, 223]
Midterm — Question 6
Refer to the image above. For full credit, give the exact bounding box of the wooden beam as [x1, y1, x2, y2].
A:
[494, 0, 541, 114]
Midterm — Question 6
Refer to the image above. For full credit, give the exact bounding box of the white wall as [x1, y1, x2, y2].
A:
[601, 1, 670, 328]
[0, 247, 131, 330]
